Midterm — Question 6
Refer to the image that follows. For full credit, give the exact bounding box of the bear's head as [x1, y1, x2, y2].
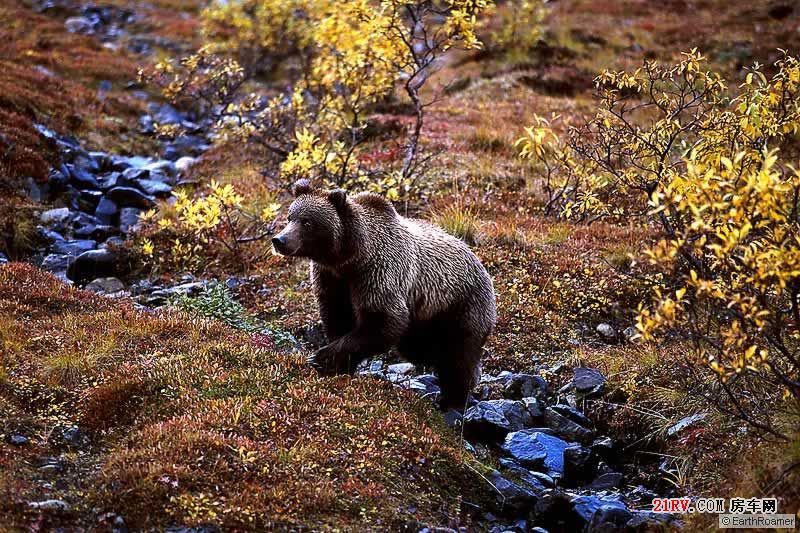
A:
[272, 179, 351, 264]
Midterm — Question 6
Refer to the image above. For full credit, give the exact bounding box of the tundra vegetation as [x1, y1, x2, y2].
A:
[1, 0, 799, 530]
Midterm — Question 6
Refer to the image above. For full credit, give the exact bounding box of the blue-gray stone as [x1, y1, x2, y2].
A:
[502, 430, 570, 473]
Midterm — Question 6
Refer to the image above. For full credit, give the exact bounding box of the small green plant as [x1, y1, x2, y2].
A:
[177, 282, 295, 346]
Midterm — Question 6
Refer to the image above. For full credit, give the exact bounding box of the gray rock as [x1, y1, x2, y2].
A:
[626, 511, 682, 530]
[388, 362, 416, 375]
[497, 459, 548, 493]
[28, 499, 71, 511]
[10, 435, 28, 446]
[41, 254, 72, 272]
[40, 207, 72, 225]
[572, 495, 627, 526]
[94, 197, 119, 224]
[144, 159, 177, 177]
[51, 239, 96, 257]
[101, 236, 126, 249]
[105, 187, 155, 209]
[39, 227, 66, 242]
[74, 223, 118, 242]
[550, 404, 592, 428]
[65, 16, 93, 34]
[85, 277, 125, 294]
[62, 426, 90, 447]
[136, 179, 172, 196]
[573, 367, 606, 397]
[596, 323, 616, 339]
[588, 504, 633, 532]
[175, 156, 196, 173]
[533, 490, 576, 529]
[589, 471, 623, 490]
[119, 208, 142, 234]
[122, 167, 150, 181]
[623, 326, 638, 341]
[66, 248, 119, 285]
[521, 397, 544, 418]
[0, 252, 7, 265]
[21, 177, 45, 201]
[487, 470, 538, 515]
[464, 400, 533, 442]
[145, 281, 207, 305]
[38, 457, 65, 474]
[502, 431, 570, 473]
[504, 373, 548, 400]
[590, 436, 614, 458]
[151, 104, 183, 126]
[544, 407, 594, 444]
[667, 413, 706, 437]
[563, 445, 596, 487]
[67, 164, 100, 190]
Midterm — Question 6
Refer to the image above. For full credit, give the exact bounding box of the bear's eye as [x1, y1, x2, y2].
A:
[301, 218, 313, 228]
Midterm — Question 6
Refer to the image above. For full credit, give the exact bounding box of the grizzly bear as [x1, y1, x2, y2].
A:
[272, 179, 496, 409]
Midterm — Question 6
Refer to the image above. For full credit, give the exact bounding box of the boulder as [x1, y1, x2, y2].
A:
[51, 239, 96, 257]
[487, 470, 538, 515]
[588, 504, 634, 533]
[502, 431, 570, 474]
[85, 277, 125, 294]
[503, 373, 548, 400]
[175, 156, 197, 173]
[40, 207, 73, 225]
[464, 400, 533, 442]
[596, 323, 616, 339]
[136, 179, 172, 196]
[589, 471, 623, 490]
[544, 406, 594, 444]
[534, 490, 580, 531]
[572, 495, 628, 527]
[67, 164, 100, 190]
[387, 362, 416, 375]
[573, 367, 606, 397]
[66, 248, 120, 286]
[95, 197, 119, 224]
[563, 445, 597, 487]
[28, 499, 71, 511]
[41, 254, 71, 272]
[105, 187, 155, 209]
[119, 208, 142, 234]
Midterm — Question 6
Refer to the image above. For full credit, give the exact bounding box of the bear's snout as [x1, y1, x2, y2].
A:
[272, 234, 287, 248]
[272, 233, 291, 255]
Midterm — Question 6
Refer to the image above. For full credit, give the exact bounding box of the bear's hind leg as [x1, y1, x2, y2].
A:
[436, 335, 482, 411]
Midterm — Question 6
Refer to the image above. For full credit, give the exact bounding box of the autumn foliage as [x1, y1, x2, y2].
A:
[143, 0, 494, 198]
[518, 51, 800, 437]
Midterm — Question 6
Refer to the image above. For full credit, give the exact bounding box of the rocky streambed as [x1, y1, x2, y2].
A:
[350, 361, 685, 532]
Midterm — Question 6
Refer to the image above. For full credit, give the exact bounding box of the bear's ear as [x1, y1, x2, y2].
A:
[328, 189, 347, 212]
[292, 179, 313, 197]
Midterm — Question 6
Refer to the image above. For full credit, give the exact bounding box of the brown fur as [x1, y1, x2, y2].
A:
[273, 180, 496, 409]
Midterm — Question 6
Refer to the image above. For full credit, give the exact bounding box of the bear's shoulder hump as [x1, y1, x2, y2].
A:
[352, 192, 396, 215]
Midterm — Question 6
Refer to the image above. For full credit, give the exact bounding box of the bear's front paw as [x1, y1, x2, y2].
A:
[308, 344, 344, 375]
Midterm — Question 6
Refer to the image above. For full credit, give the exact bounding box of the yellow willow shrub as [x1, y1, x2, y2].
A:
[638, 150, 800, 437]
[516, 50, 800, 221]
[517, 51, 800, 436]
[490, 0, 546, 52]
[144, 0, 493, 196]
[137, 181, 281, 274]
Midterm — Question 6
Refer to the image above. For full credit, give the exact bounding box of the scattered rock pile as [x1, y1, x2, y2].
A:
[361, 362, 682, 532]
